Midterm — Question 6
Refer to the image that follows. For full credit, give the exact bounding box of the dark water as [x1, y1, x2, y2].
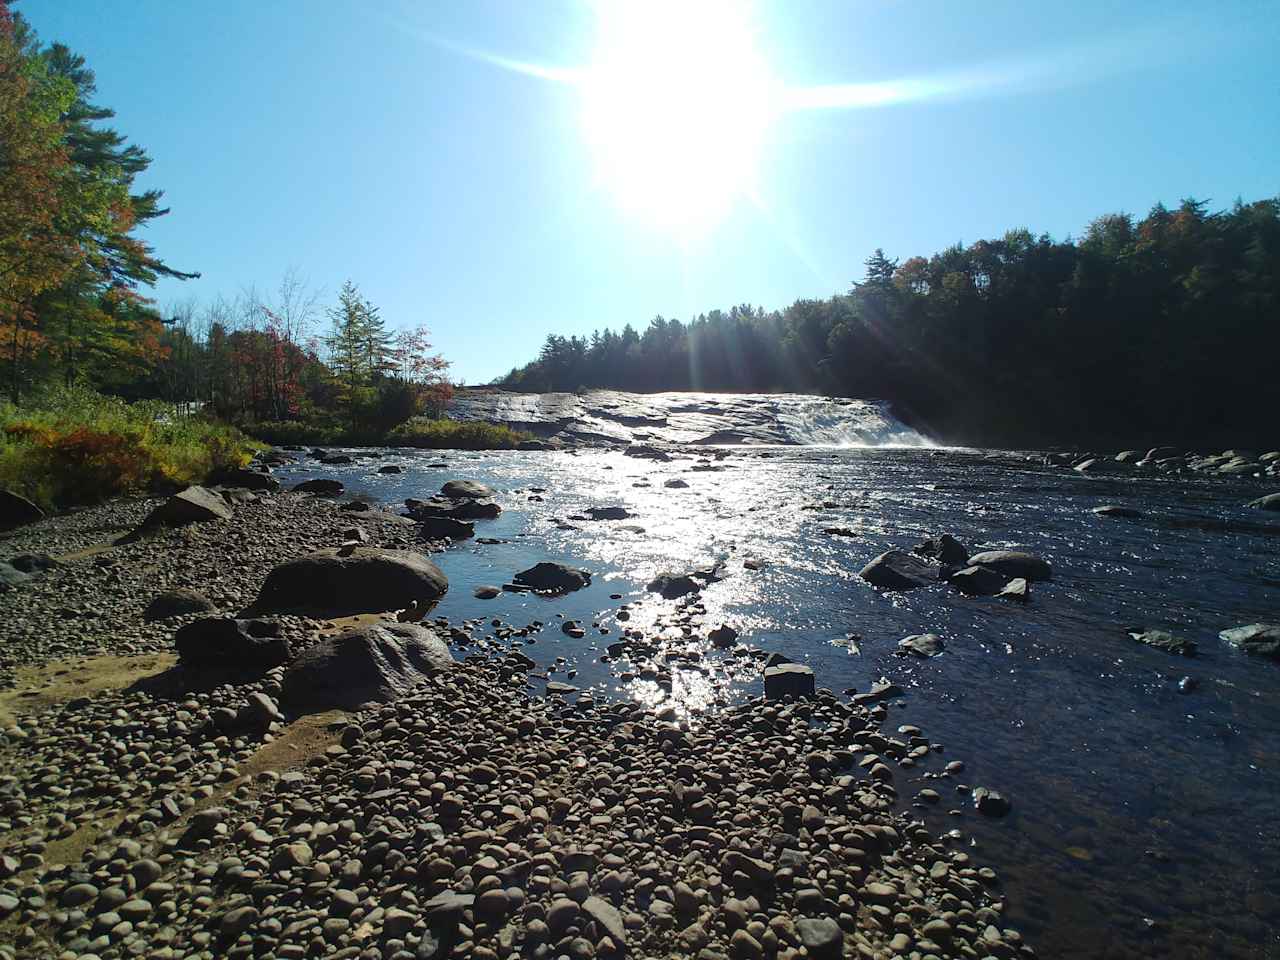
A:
[276, 446, 1280, 960]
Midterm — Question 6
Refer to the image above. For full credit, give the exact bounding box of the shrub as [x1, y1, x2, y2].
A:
[0, 386, 259, 510]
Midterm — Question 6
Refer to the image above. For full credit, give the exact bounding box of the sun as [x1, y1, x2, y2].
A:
[579, 1, 779, 238]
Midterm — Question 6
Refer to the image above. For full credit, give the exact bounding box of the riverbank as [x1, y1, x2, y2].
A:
[246, 417, 537, 451]
[0, 481, 1028, 960]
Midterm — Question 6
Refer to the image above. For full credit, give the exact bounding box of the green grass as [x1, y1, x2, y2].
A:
[0, 385, 260, 511]
[248, 417, 534, 450]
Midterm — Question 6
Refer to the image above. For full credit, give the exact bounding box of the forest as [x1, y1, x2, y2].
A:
[503, 197, 1280, 447]
[0, 4, 454, 438]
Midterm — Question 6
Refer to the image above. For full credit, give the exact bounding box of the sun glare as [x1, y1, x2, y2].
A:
[579, 1, 779, 238]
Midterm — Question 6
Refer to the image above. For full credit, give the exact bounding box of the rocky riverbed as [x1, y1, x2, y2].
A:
[0, 482, 1027, 960]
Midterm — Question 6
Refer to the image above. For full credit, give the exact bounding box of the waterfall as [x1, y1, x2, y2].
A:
[448, 389, 932, 447]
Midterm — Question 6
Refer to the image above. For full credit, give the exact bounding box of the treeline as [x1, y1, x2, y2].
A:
[147, 273, 452, 435]
[1, 4, 453, 438]
[502, 197, 1280, 446]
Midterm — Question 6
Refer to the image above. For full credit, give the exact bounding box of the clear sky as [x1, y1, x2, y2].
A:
[19, 0, 1280, 384]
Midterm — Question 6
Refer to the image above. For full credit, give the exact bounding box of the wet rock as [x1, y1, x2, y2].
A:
[143, 587, 216, 621]
[256, 547, 448, 614]
[764, 663, 815, 699]
[709, 625, 739, 648]
[136, 485, 232, 530]
[175, 617, 290, 670]
[407, 496, 501, 521]
[441, 479, 495, 500]
[417, 515, 476, 540]
[586, 506, 631, 520]
[973, 787, 1011, 816]
[546, 681, 579, 696]
[858, 550, 938, 589]
[513, 562, 592, 595]
[898, 633, 945, 657]
[913, 533, 970, 566]
[949, 565, 1010, 596]
[664, 478, 689, 488]
[1247, 492, 1280, 511]
[0, 488, 44, 530]
[292, 478, 344, 495]
[473, 585, 501, 599]
[281, 621, 455, 713]
[968, 550, 1053, 582]
[998, 577, 1030, 602]
[1219, 623, 1280, 657]
[1128, 629, 1197, 656]
[648, 573, 702, 599]
[378, 464, 404, 474]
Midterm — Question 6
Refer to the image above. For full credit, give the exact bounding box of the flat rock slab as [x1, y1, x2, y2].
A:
[967, 550, 1053, 582]
[859, 550, 938, 589]
[281, 621, 454, 713]
[1219, 623, 1280, 657]
[256, 547, 448, 615]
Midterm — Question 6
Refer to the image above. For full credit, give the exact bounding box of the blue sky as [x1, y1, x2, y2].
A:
[20, 0, 1280, 384]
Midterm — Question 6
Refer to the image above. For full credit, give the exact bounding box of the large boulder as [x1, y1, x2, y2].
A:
[138, 486, 232, 529]
[292, 478, 344, 495]
[858, 550, 938, 589]
[513, 562, 592, 595]
[144, 588, 216, 621]
[256, 547, 448, 615]
[1219, 623, 1280, 657]
[0, 489, 44, 531]
[280, 621, 454, 713]
[441, 480, 494, 500]
[764, 663, 815, 700]
[967, 550, 1053, 582]
[175, 617, 290, 669]
[1247, 493, 1280, 511]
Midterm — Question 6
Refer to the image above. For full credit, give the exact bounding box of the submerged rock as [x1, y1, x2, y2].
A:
[967, 550, 1053, 582]
[256, 547, 448, 614]
[859, 550, 938, 589]
[512, 562, 591, 595]
[1247, 492, 1280, 511]
[175, 617, 290, 669]
[1128, 628, 1197, 656]
[1093, 504, 1143, 519]
[281, 621, 454, 713]
[0, 489, 44, 531]
[1219, 623, 1280, 657]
